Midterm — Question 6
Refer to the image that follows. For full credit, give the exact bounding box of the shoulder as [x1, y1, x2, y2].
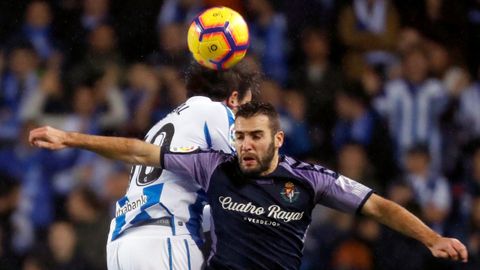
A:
[187, 97, 231, 117]
[279, 156, 339, 183]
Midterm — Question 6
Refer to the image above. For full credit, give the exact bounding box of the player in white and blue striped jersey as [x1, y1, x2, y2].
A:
[102, 63, 259, 270]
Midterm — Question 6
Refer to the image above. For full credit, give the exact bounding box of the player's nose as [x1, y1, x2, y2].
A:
[241, 137, 254, 151]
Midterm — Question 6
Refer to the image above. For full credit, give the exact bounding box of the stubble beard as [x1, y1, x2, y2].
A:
[239, 141, 276, 177]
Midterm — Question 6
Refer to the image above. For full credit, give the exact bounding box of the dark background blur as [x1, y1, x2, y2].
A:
[1, 0, 480, 269]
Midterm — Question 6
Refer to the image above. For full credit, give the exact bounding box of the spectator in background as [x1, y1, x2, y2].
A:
[336, 142, 381, 193]
[281, 89, 312, 158]
[301, 209, 355, 270]
[59, 0, 113, 66]
[22, 69, 127, 134]
[338, 0, 400, 79]
[81, 0, 112, 32]
[157, 0, 203, 28]
[457, 68, 480, 143]
[246, 0, 288, 85]
[44, 221, 92, 270]
[149, 23, 190, 70]
[425, 38, 471, 173]
[397, 0, 467, 59]
[7, 1, 61, 65]
[404, 144, 451, 234]
[330, 217, 380, 270]
[0, 172, 21, 270]
[360, 62, 392, 101]
[122, 63, 160, 136]
[0, 44, 39, 143]
[374, 45, 448, 172]
[0, 121, 84, 249]
[333, 82, 395, 181]
[22, 253, 48, 270]
[396, 27, 423, 54]
[69, 23, 124, 90]
[426, 38, 470, 95]
[453, 142, 480, 231]
[67, 187, 109, 270]
[150, 65, 188, 121]
[284, 0, 339, 41]
[258, 79, 312, 158]
[291, 27, 344, 157]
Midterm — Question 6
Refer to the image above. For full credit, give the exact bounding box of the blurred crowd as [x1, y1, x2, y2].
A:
[1, 0, 480, 269]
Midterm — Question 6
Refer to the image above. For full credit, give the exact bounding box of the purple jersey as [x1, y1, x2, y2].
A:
[161, 147, 373, 270]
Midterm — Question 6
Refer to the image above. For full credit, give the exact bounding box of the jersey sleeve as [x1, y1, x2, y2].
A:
[160, 146, 226, 190]
[311, 169, 373, 214]
[202, 103, 235, 154]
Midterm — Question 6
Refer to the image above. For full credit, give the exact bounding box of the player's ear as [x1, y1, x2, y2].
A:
[226, 90, 239, 108]
[274, 131, 284, 148]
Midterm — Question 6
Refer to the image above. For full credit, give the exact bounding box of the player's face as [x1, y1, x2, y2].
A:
[234, 115, 283, 176]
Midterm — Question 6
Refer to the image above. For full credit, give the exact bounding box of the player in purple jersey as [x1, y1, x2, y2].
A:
[29, 102, 468, 269]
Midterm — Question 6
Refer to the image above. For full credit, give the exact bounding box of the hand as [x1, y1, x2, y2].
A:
[428, 237, 468, 262]
[29, 126, 69, 150]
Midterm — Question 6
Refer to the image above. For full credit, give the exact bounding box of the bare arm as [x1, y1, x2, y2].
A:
[29, 126, 161, 167]
[361, 193, 468, 262]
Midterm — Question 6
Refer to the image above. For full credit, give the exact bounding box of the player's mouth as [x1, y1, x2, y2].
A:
[241, 155, 258, 166]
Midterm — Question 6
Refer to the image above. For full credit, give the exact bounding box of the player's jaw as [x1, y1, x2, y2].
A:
[238, 141, 276, 177]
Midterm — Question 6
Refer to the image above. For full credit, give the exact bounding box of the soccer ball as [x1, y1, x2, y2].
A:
[187, 6, 249, 70]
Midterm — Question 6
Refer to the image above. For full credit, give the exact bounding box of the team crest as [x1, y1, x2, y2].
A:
[280, 182, 300, 203]
[170, 146, 199, 153]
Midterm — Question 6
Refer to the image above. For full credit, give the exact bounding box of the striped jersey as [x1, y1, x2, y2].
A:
[374, 78, 448, 171]
[161, 148, 373, 270]
[108, 96, 235, 243]
[458, 82, 480, 139]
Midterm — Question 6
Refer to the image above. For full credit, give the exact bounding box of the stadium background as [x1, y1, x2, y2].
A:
[1, 0, 480, 269]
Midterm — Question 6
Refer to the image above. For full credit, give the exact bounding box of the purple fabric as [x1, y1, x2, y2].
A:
[161, 147, 228, 190]
[280, 156, 372, 213]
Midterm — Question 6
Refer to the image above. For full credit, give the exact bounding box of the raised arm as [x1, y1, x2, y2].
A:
[361, 193, 468, 262]
[29, 126, 161, 167]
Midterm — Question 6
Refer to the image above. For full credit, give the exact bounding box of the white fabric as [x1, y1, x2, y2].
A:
[107, 225, 204, 270]
[353, 0, 386, 34]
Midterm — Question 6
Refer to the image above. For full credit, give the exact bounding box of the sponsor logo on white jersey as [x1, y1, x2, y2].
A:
[116, 195, 148, 217]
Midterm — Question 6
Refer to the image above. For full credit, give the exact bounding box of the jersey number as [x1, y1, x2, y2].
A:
[134, 123, 175, 186]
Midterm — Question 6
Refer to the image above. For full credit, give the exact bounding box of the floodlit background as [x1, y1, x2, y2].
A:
[0, 0, 479, 269]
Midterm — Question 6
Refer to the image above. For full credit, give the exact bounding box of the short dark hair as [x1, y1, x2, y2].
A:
[236, 101, 280, 133]
[184, 61, 260, 101]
